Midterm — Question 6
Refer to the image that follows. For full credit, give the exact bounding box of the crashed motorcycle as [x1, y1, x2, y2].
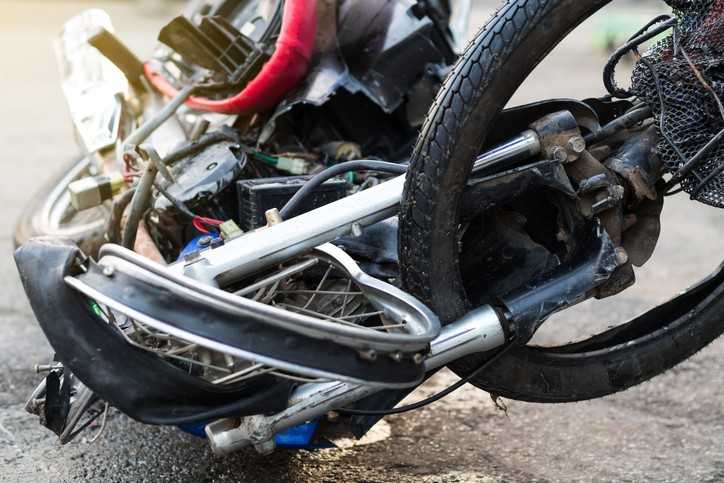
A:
[14, 0, 724, 455]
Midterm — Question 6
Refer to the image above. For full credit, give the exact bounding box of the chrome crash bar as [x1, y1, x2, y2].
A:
[206, 305, 506, 456]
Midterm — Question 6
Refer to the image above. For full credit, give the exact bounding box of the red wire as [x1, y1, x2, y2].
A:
[192, 217, 210, 234]
[192, 216, 224, 234]
[197, 216, 223, 226]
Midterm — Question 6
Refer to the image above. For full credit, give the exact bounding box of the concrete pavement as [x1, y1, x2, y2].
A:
[0, 2, 723, 481]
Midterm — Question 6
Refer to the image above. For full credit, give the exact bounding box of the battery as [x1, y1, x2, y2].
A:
[236, 176, 347, 231]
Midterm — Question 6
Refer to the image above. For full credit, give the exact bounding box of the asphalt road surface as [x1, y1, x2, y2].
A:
[1, 1, 723, 482]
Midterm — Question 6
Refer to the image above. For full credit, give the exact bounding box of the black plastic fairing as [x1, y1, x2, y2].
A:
[14, 238, 292, 425]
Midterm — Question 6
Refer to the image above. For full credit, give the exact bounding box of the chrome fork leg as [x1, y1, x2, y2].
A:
[205, 306, 506, 456]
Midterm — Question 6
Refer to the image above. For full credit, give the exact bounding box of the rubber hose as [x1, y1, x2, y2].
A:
[144, 0, 318, 115]
[279, 160, 407, 219]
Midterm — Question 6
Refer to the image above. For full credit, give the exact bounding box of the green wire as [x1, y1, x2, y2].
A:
[251, 151, 279, 166]
[89, 300, 104, 318]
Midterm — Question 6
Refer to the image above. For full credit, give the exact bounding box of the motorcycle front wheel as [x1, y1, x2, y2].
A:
[13, 156, 108, 254]
[400, 0, 724, 402]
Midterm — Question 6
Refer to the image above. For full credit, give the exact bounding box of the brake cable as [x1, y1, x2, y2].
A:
[337, 342, 515, 417]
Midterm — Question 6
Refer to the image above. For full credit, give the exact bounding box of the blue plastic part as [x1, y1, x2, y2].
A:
[177, 422, 208, 438]
[177, 420, 325, 449]
[273, 421, 320, 448]
[177, 233, 220, 261]
[175, 235, 324, 450]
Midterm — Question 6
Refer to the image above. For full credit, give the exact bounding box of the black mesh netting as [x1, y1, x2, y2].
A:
[631, 0, 724, 207]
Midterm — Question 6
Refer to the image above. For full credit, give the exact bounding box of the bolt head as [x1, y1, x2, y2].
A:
[390, 351, 403, 363]
[551, 146, 568, 163]
[359, 349, 378, 361]
[615, 247, 629, 266]
[568, 136, 586, 154]
[102, 265, 115, 277]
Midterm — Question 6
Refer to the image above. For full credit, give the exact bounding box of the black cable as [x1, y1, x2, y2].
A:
[603, 18, 676, 99]
[153, 182, 196, 219]
[337, 343, 514, 417]
[627, 15, 673, 43]
[665, 186, 685, 196]
[106, 189, 136, 244]
[63, 403, 104, 444]
[260, 0, 285, 44]
[279, 160, 408, 219]
[164, 129, 238, 166]
[667, 127, 724, 186]
[154, 182, 224, 234]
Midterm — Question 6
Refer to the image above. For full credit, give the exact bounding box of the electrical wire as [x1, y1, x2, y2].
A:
[337, 343, 514, 417]
[192, 218, 211, 234]
[164, 130, 239, 167]
[153, 182, 224, 234]
[107, 189, 136, 244]
[628, 14, 673, 44]
[192, 216, 223, 234]
[251, 150, 281, 166]
[279, 160, 408, 219]
[154, 182, 195, 218]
